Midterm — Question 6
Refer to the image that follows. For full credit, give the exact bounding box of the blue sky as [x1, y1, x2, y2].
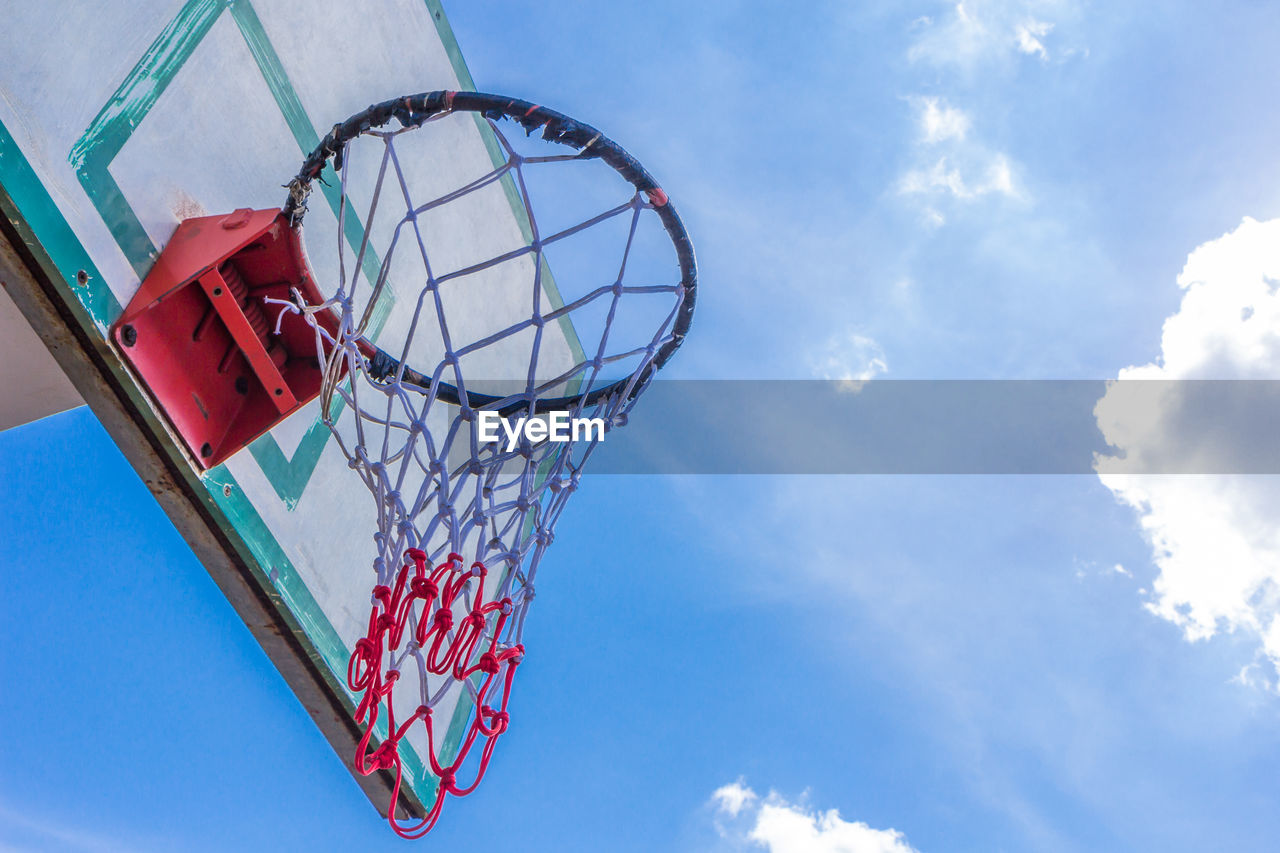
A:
[8, 1, 1280, 851]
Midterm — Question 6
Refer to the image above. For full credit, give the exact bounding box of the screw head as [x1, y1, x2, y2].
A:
[234, 376, 249, 395]
[200, 442, 213, 458]
[120, 325, 137, 347]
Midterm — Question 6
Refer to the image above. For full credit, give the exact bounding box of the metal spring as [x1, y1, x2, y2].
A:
[219, 262, 270, 343]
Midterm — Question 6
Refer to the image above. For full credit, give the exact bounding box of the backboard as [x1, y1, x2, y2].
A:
[0, 0, 592, 818]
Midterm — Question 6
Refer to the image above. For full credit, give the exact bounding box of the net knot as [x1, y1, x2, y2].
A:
[433, 608, 454, 631]
[369, 739, 399, 771]
[478, 652, 500, 674]
[349, 638, 380, 688]
[480, 707, 510, 734]
[411, 577, 438, 599]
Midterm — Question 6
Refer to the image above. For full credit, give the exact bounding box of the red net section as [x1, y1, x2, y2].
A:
[348, 550, 523, 839]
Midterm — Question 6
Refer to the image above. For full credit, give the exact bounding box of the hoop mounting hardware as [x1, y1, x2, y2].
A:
[111, 209, 335, 468]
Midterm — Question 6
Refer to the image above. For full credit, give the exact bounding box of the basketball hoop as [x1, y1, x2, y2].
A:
[272, 91, 695, 837]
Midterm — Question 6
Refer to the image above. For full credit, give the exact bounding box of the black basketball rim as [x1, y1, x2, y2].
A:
[284, 90, 697, 415]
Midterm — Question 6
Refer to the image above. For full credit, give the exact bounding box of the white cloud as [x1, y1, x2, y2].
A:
[895, 99, 1021, 219]
[896, 2, 1079, 222]
[898, 155, 1018, 201]
[1095, 216, 1280, 683]
[984, 154, 1016, 196]
[918, 97, 971, 143]
[1014, 20, 1053, 58]
[899, 158, 967, 197]
[907, 2, 990, 68]
[908, 2, 1072, 68]
[811, 331, 888, 388]
[1114, 217, 1280, 380]
[714, 781, 759, 817]
[711, 782, 919, 853]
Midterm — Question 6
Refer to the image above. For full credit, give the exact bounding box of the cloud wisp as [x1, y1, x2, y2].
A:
[895, 96, 1021, 227]
[811, 331, 889, 387]
[918, 96, 971, 144]
[1014, 19, 1054, 59]
[907, 1, 1070, 68]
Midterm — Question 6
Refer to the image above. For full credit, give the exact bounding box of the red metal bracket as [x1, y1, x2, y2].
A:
[112, 208, 335, 469]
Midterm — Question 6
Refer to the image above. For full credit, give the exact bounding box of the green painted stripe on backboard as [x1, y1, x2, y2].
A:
[0, 122, 116, 330]
[68, 0, 224, 279]
[227, 0, 387, 293]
